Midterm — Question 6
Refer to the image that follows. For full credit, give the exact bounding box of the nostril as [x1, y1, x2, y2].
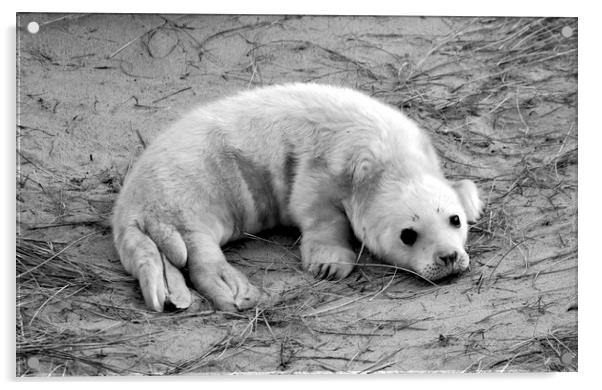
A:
[439, 251, 458, 265]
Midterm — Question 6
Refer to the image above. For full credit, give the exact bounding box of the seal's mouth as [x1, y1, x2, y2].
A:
[415, 256, 470, 283]
[429, 270, 465, 284]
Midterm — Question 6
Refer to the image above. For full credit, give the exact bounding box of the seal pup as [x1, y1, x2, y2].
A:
[112, 83, 483, 312]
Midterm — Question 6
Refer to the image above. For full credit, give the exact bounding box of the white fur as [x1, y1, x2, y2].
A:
[112, 83, 483, 312]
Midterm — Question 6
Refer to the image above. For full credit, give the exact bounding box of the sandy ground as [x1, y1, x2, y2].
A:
[16, 14, 577, 375]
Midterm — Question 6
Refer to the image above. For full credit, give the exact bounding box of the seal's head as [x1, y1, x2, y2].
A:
[356, 175, 482, 281]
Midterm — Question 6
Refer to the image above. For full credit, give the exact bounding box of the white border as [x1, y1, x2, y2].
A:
[5, 0, 582, 17]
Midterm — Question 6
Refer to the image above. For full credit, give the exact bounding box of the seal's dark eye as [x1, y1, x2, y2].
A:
[400, 228, 418, 246]
[450, 215, 461, 228]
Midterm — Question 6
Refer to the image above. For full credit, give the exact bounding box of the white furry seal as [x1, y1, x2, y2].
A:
[112, 83, 483, 312]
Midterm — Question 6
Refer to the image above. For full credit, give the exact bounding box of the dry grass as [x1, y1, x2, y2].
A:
[16, 16, 577, 375]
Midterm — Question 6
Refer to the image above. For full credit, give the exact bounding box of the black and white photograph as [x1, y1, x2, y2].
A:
[15, 9, 578, 376]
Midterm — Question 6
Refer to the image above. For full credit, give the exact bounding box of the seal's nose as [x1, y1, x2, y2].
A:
[438, 251, 458, 265]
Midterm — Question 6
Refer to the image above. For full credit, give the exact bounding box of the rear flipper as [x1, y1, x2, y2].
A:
[185, 232, 265, 312]
[116, 224, 191, 312]
[161, 254, 192, 310]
